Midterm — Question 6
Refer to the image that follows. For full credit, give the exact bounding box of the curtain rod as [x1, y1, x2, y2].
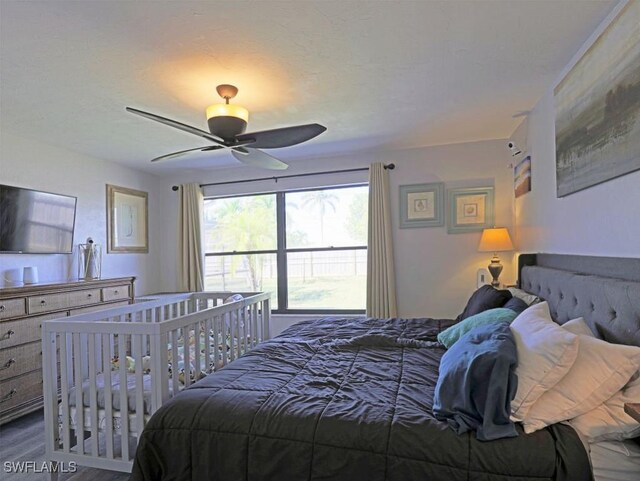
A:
[171, 163, 395, 191]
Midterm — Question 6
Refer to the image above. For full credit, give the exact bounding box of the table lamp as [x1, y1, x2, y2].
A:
[478, 227, 514, 287]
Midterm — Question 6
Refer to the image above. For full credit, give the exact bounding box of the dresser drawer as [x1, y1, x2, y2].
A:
[0, 370, 43, 413]
[28, 292, 69, 314]
[68, 288, 101, 307]
[0, 341, 42, 381]
[102, 285, 130, 302]
[0, 312, 64, 349]
[28, 288, 101, 314]
[0, 298, 26, 320]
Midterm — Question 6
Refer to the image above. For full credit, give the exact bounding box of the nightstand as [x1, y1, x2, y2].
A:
[624, 403, 640, 423]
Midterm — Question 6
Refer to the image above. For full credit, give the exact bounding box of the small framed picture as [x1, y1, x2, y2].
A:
[514, 154, 532, 198]
[447, 187, 494, 234]
[399, 183, 444, 228]
[107, 184, 149, 253]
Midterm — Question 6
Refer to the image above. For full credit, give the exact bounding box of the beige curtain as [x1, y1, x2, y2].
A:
[177, 183, 204, 292]
[366, 163, 397, 317]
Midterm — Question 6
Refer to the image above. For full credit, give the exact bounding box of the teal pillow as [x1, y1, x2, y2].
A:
[438, 308, 518, 349]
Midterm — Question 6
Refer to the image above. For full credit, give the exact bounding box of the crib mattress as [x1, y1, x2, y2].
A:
[60, 404, 151, 434]
[67, 372, 165, 415]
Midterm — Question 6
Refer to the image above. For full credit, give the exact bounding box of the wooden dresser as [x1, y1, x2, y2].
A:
[0, 277, 135, 424]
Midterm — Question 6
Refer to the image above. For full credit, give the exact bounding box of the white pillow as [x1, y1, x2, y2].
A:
[522, 328, 640, 434]
[507, 287, 541, 306]
[569, 374, 640, 442]
[562, 317, 595, 337]
[510, 302, 579, 422]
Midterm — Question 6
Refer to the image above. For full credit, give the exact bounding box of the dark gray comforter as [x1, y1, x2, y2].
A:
[130, 317, 591, 481]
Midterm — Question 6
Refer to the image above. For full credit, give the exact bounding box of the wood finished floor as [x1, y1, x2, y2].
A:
[0, 410, 130, 481]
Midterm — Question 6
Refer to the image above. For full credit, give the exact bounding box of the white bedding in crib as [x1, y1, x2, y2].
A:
[61, 405, 151, 435]
[67, 372, 184, 415]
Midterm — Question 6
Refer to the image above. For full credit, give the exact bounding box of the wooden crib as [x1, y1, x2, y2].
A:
[41, 291, 271, 476]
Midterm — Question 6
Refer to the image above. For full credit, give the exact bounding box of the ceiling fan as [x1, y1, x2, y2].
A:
[126, 84, 326, 170]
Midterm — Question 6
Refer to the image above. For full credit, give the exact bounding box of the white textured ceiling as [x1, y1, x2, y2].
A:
[0, 0, 616, 175]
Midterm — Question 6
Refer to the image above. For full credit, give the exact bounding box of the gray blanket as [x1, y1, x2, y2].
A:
[131, 316, 591, 481]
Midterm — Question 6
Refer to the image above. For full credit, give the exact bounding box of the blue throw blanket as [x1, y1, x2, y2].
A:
[433, 322, 518, 441]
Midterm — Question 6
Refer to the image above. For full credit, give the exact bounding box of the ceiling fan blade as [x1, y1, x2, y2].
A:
[150, 146, 223, 163]
[126, 107, 224, 145]
[235, 123, 326, 149]
[231, 148, 289, 170]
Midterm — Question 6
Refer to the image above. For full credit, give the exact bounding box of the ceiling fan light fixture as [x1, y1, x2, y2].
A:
[205, 103, 249, 123]
[206, 103, 249, 139]
[206, 85, 249, 140]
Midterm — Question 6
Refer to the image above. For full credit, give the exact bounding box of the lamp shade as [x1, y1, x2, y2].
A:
[478, 227, 514, 252]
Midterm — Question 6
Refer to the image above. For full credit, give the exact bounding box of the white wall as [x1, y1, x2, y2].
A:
[0, 131, 164, 295]
[157, 139, 515, 319]
[387, 141, 516, 318]
[0, 131, 516, 319]
[512, 2, 640, 258]
[512, 95, 640, 257]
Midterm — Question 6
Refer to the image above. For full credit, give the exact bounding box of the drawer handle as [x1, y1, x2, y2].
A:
[87, 293, 93, 298]
[40, 300, 47, 306]
[114, 290, 119, 294]
[0, 305, 5, 312]
[0, 389, 17, 403]
[0, 358, 15, 370]
[1, 330, 15, 341]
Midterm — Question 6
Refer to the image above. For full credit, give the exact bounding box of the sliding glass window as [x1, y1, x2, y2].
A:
[203, 185, 368, 313]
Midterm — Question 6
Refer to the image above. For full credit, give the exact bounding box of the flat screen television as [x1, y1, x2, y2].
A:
[0, 184, 77, 254]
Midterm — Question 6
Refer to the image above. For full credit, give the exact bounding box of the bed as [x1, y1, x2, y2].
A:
[130, 254, 640, 481]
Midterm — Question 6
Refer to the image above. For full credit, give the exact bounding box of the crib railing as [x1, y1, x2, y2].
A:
[42, 291, 271, 474]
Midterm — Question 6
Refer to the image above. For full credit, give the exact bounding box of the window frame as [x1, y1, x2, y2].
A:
[204, 184, 367, 314]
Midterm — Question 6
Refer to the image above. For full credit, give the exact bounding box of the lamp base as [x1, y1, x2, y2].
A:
[487, 254, 503, 288]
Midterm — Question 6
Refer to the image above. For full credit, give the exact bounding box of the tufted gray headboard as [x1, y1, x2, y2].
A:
[518, 254, 640, 347]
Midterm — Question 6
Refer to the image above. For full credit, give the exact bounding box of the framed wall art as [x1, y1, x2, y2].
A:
[399, 182, 444, 228]
[447, 187, 494, 234]
[554, 1, 640, 197]
[514, 154, 532, 198]
[107, 184, 149, 253]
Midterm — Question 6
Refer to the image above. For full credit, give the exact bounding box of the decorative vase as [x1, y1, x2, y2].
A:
[78, 242, 102, 280]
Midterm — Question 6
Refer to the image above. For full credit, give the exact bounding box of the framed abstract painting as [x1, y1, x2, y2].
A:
[554, 2, 640, 197]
